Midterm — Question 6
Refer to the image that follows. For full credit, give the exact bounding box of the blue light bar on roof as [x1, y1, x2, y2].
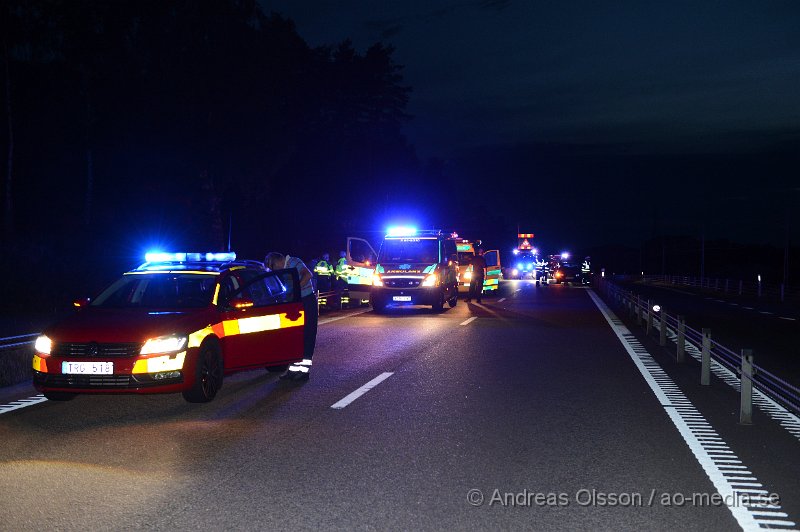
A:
[386, 226, 417, 237]
[145, 252, 186, 262]
[145, 251, 236, 263]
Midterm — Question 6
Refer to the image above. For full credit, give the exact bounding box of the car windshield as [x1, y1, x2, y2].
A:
[379, 239, 439, 264]
[458, 251, 474, 263]
[91, 273, 217, 309]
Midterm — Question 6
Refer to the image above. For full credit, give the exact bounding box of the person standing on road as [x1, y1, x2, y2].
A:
[264, 251, 317, 381]
[466, 248, 487, 303]
[314, 252, 334, 292]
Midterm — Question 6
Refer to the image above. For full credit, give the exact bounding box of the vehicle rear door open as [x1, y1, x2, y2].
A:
[483, 250, 501, 292]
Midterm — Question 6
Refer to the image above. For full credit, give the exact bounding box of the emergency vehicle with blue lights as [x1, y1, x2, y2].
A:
[33, 252, 305, 403]
[370, 227, 459, 312]
[506, 233, 539, 280]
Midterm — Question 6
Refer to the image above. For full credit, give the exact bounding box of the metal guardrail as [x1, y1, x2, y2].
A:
[640, 274, 800, 303]
[599, 278, 800, 421]
[0, 333, 37, 350]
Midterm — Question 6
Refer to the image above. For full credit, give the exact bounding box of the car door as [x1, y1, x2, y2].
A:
[483, 250, 501, 292]
[346, 237, 378, 298]
[219, 268, 304, 369]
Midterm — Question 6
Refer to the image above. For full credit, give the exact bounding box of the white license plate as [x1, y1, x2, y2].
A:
[393, 296, 412, 302]
[62, 361, 114, 375]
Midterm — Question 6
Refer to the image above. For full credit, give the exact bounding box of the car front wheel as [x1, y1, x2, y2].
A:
[183, 342, 223, 403]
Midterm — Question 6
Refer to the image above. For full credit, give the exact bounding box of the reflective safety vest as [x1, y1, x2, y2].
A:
[315, 260, 333, 276]
[335, 257, 348, 278]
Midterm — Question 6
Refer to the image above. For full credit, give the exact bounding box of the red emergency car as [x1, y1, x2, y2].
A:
[33, 252, 305, 403]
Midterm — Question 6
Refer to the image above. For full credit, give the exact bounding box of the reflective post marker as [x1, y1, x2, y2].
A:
[676, 316, 686, 364]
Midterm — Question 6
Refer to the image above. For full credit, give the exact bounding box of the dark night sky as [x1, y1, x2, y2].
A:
[261, 1, 800, 252]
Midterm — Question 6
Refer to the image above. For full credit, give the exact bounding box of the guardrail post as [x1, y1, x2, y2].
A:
[738, 279, 743, 295]
[780, 283, 785, 303]
[740, 349, 753, 425]
[701, 328, 711, 385]
[676, 316, 686, 363]
[659, 308, 667, 346]
[646, 300, 653, 335]
[724, 279, 729, 293]
[636, 295, 642, 325]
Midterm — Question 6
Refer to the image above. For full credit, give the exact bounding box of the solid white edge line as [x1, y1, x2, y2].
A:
[460, 317, 477, 326]
[330, 372, 394, 409]
[586, 289, 795, 532]
[0, 395, 48, 414]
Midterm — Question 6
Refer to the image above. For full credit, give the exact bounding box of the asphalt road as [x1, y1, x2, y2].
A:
[0, 281, 797, 531]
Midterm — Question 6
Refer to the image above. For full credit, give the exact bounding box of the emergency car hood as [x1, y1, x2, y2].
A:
[378, 263, 436, 275]
[45, 307, 213, 344]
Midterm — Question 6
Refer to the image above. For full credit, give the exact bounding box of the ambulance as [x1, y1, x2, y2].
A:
[370, 227, 459, 313]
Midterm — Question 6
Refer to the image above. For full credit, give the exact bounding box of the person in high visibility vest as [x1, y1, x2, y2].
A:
[335, 251, 349, 283]
[314, 252, 334, 292]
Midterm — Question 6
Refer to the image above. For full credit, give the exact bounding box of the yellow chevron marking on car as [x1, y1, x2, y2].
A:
[187, 311, 305, 349]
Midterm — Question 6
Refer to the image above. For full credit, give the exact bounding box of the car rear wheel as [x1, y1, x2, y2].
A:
[43, 391, 77, 401]
[183, 342, 223, 403]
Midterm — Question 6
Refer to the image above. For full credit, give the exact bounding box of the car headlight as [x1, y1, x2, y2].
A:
[34, 335, 52, 355]
[511, 268, 519, 276]
[422, 273, 438, 287]
[140, 335, 188, 355]
[463, 270, 472, 280]
[372, 273, 383, 286]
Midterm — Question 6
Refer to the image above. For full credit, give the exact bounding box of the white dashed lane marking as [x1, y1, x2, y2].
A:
[460, 317, 478, 326]
[330, 372, 393, 409]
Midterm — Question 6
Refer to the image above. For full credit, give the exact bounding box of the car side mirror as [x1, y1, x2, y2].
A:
[229, 297, 254, 310]
[72, 297, 90, 309]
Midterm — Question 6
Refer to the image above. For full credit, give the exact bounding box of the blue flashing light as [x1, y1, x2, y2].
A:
[145, 251, 236, 263]
[532, 247, 539, 255]
[206, 252, 236, 261]
[145, 252, 186, 263]
[512, 249, 520, 255]
[561, 252, 570, 259]
[526, 263, 533, 270]
[386, 226, 417, 237]
[517, 262, 523, 269]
